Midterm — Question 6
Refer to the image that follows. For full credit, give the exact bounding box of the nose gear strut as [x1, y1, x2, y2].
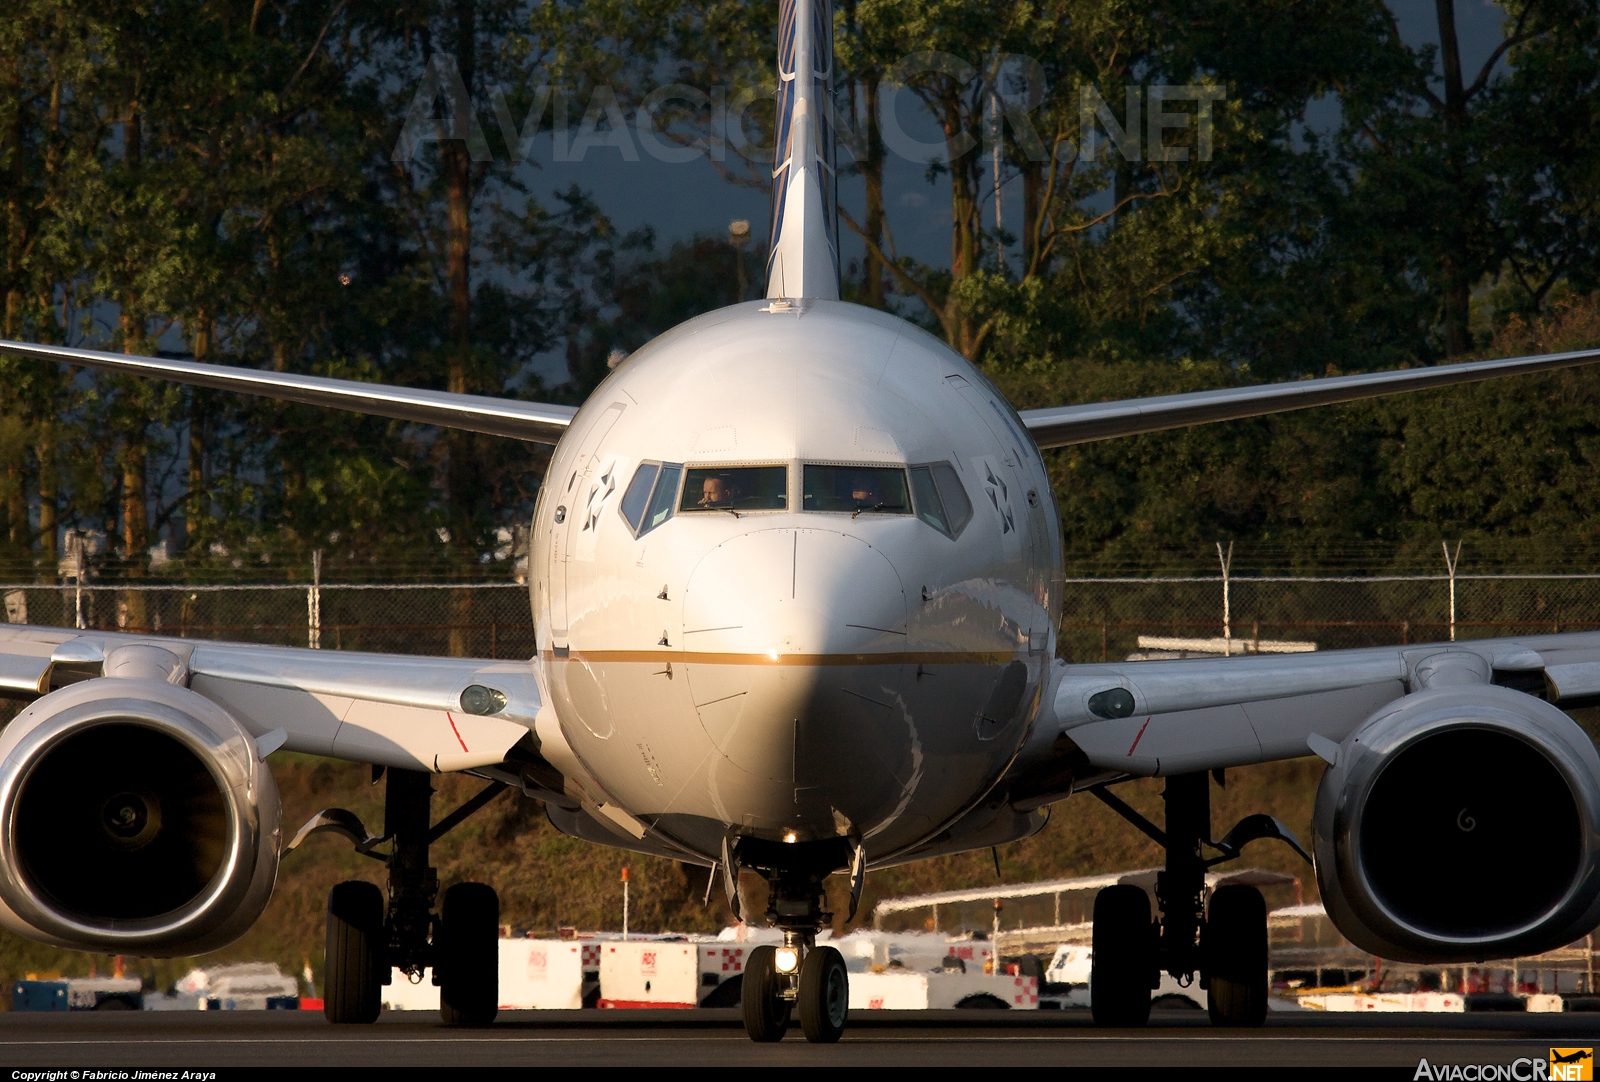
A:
[727, 834, 854, 1043]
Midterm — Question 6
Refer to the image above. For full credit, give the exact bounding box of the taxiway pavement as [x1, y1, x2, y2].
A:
[3, 1008, 1599, 1069]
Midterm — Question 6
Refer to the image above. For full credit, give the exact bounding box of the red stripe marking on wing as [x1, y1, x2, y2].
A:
[446, 712, 470, 753]
[1126, 717, 1152, 756]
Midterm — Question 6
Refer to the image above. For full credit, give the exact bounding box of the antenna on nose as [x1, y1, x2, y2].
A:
[764, 0, 840, 301]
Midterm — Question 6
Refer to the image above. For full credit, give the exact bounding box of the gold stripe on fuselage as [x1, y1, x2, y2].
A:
[542, 649, 1018, 666]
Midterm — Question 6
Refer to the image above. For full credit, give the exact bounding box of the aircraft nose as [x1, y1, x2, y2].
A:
[681, 529, 912, 806]
[683, 528, 907, 659]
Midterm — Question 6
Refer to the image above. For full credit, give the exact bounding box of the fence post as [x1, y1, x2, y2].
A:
[1442, 541, 1461, 642]
[308, 550, 322, 650]
[1217, 541, 1233, 651]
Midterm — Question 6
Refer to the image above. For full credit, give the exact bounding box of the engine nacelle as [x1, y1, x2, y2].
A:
[0, 678, 281, 955]
[1313, 684, 1600, 962]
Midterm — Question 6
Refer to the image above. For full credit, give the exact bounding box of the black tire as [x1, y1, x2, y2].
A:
[325, 880, 385, 1024]
[798, 946, 848, 1043]
[1091, 884, 1155, 1027]
[438, 882, 499, 1026]
[699, 974, 743, 1008]
[741, 944, 790, 1042]
[1204, 884, 1268, 1027]
[954, 992, 1010, 1009]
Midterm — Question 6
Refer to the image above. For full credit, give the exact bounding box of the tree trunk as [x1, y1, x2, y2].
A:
[120, 437, 148, 629]
[186, 311, 211, 554]
[860, 70, 886, 308]
[1434, 0, 1472, 355]
[941, 93, 983, 358]
[119, 79, 148, 628]
[1021, 160, 1042, 273]
[4, 456, 24, 552]
[445, 1, 478, 658]
[36, 421, 55, 570]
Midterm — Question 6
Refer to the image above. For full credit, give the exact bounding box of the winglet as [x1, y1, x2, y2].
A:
[764, 0, 840, 300]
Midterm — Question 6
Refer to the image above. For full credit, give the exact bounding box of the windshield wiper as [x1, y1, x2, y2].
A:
[852, 502, 887, 519]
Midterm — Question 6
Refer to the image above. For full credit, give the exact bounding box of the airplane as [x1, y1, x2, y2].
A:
[2, 0, 1600, 1045]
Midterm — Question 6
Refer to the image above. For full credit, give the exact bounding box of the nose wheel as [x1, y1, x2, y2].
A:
[798, 946, 848, 1042]
[741, 940, 849, 1043]
[727, 837, 856, 1043]
[741, 945, 791, 1041]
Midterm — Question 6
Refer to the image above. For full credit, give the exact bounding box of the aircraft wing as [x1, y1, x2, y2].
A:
[1005, 630, 1600, 807]
[0, 622, 721, 863]
[0, 339, 577, 444]
[0, 623, 543, 775]
[1018, 347, 1600, 449]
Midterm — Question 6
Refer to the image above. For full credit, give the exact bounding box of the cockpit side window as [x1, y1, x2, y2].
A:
[680, 466, 787, 512]
[618, 461, 683, 537]
[909, 461, 973, 538]
[645, 465, 682, 530]
[802, 465, 911, 514]
[932, 462, 973, 534]
[619, 463, 659, 531]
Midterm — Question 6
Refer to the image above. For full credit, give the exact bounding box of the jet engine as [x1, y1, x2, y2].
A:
[0, 676, 281, 955]
[1313, 684, 1600, 962]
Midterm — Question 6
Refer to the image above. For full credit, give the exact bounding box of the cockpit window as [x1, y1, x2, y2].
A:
[908, 462, 973, 538]
[680, 466, 787, 512]
[644, 465, 681, 530]
[618, 461, 682, 537]
[619, 464, 659, 531]
[803, 465, 911, 514]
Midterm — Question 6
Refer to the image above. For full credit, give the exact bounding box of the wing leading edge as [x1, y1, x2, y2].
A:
[1004, 629, 1600, 809]
[0, 623, 537, 774]
[8, 338, 1598, 453]
[0, 339, 577, 444]
[1018, 347, 1600, 449]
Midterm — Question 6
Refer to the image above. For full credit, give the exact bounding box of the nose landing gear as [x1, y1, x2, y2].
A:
[728, 836, 855, 1043]
[1088, 771, 1307, 1027]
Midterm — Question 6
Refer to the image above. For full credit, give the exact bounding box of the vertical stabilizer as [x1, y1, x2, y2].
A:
[765, 0, 839, 301]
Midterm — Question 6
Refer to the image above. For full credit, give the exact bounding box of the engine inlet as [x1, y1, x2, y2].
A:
[16, 724, 230, 922]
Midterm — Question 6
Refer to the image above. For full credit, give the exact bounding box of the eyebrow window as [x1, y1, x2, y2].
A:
[909, 462, 973, 538]
[680, 466, 787, 512]
[803, 465, 911, 514]
[619, 461, 682, 536]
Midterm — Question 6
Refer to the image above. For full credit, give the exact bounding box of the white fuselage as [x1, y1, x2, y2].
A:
[528, 300, 1062, 864]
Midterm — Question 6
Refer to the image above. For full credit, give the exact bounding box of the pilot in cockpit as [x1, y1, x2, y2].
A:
[699, 475, 739, 508]
[847, 471, 884, 508]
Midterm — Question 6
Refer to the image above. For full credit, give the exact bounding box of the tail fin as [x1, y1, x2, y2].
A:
[765, 0, 839, 301]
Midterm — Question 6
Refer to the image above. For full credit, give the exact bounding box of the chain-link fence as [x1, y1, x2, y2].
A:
[0, 582, 534, 659]
[1060, 574, 1600, 663]
[6, 572, 1600, 664]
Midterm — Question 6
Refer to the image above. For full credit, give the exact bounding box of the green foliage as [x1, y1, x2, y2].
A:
[1, 0, 1597, 579]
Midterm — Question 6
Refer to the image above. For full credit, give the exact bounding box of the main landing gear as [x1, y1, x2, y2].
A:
[1088, 770, 1310, 1028]
[727, 835, 861, 1043]
[288, 767, 509, 1025]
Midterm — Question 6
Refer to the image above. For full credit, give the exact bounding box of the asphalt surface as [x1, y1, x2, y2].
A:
[3, 1008, 1599, 1070]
